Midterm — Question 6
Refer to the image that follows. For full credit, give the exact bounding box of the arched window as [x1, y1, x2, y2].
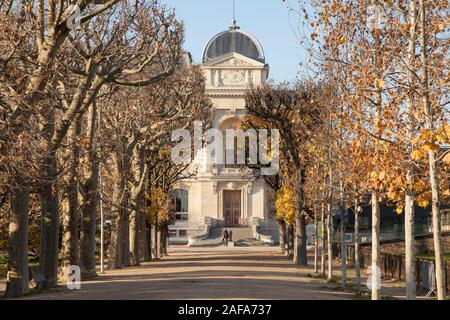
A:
[173, 189, 188, 213]
[219, 118, 240, 168]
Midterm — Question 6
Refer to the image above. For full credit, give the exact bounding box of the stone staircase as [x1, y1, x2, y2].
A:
[189, 226, 270, 247]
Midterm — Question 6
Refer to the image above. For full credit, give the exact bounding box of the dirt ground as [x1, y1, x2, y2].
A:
[0, 246, 432, 300]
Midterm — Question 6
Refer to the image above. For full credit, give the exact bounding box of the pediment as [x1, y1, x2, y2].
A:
[202, 53, 266, 68]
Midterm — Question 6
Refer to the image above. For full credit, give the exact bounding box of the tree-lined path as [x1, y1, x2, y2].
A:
[15, 247, 353, 300]
[1, 0, 448, 301]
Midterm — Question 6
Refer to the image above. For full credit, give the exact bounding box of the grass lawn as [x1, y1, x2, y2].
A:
[0, 255, 6, 278]
[0, 255, 39, 279]
[354, 292, 397, 300]
[0, 265, 6, 279]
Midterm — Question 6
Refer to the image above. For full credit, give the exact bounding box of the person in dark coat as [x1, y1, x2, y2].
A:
[222, 230, 229, 246]
[228, 230, 233, 242]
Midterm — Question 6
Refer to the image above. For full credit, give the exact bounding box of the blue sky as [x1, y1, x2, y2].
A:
[159, 0, 306, 83]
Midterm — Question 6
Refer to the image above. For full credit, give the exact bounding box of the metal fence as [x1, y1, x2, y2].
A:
[343, 245, 450, 295]
[336, 211, 450, 244]
[421, 260, 437, 297]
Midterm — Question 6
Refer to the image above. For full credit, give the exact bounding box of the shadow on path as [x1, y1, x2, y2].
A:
[19, 248, 353, 300]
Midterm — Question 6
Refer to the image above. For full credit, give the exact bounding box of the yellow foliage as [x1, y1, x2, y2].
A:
[376, 78, 385, 89]
[412, 136, 421, 145]
[436, 133, 447, 144]
[411, 150, 426, 161]
[396, 205, 403, 215]
[369, 171, 378, 180]
[422, 141, 440, 152]
[276, 185, 296, 224]
[445, 125, 450, 138]
[420, 129, 433, 140]
[395, 175, 406, 186]
[388, 191, 402, 201]
[146, 188, 170, 223]
[443, 153, 450, 166]
[418, 200, 429, 208]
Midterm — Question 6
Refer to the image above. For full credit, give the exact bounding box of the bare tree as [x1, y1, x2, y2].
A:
[245, 83, 326, 266]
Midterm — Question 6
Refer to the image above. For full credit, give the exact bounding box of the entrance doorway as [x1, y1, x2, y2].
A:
[223, 190, 241, 226]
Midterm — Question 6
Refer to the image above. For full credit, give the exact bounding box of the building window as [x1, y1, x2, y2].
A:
[173, 189, 188, 212]
[168, 230, 177, 237]
[179, 230, 187, 237]
[360, 217, 370, 229]
[175, 214, 189, 221]
[219, 118, 240, 168]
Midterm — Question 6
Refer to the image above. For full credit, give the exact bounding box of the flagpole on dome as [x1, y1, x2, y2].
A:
[230, 0, 239, 30]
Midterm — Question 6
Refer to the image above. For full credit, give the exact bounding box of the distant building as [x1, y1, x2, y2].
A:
[169, 22, 278, 244]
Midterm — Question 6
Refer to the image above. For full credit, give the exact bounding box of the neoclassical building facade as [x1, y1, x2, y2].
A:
[169, 23, 278, 243]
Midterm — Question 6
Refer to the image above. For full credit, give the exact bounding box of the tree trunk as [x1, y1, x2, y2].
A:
[122, 212, 130, 267]
[294, 212, 308, 266]
[339, 183, 346, 288]
[404, 187, 416, 299]
[79, 161, 99, 278]
[80, 102, 99, 279]
[60, 121, 81, 280]
[418, 0, 446, 300]
[287, 223, 294, 257]
[138, 212, 149, 262]
[129, 144, 146, 266]
[99, 168, 105, 274]
[146, 219, 153, 261]
[129, 206, 140, 265]
[293, 227, 298, 262]
[294, 170, 307, 266]
[354, 200, 361, 294]
[4, 182, 30, 298]
[279, 220, 286, 254]
[314, 206, 318, 273]
[160, 225, 168, 256]
[108, 209, 126, 270]
[108, 153, 125, 269]
[429, 160, 446, 300]
[154, 225, 159, 260]
[326, 162, 334, 281]
[326, 192, 334, 281]
[340, 207, 347, 288]
[320, 203, 326, 277]
[39, 149, 60, 289]
[38, 101, 60, 289]
[144, 176, 153, 261]
[404, 0, 417, 300]
[371, 191, 381, 300]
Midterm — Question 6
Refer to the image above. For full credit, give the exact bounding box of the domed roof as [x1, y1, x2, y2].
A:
[202, 24, 265, 63]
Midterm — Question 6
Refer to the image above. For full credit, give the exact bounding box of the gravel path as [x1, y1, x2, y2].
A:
[16, 247, 354, 300]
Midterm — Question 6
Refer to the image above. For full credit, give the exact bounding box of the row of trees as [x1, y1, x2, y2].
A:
[249, 0, 448, 300]
[0, 0, 211, 298]
[243, 83, 328, 267]
[0, 0, 447, 302]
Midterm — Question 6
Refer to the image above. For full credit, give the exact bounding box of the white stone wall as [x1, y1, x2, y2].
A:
[249, 179, 264, 220]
